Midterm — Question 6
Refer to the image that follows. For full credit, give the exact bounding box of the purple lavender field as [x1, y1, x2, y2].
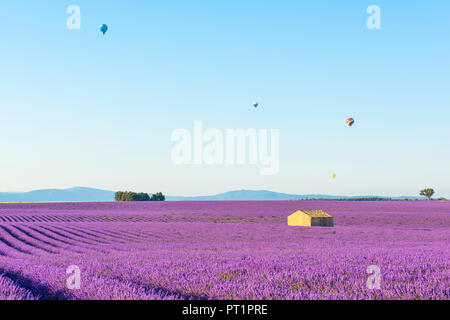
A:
[0, 201, 448, 300]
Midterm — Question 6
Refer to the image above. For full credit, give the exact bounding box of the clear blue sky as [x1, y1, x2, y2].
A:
[1, 1, 449, 197]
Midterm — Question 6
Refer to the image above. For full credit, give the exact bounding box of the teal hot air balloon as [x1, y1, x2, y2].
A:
[99, 24, 108, 35]
[253, 102, 259, 108]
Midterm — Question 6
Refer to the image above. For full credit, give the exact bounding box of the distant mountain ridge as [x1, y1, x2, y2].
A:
[0, 187, 115, 203]
[165, 190, 425, 201]
[0, 187, 426, 202]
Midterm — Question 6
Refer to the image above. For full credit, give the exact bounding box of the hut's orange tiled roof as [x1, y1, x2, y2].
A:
[300, 210, 333, 218]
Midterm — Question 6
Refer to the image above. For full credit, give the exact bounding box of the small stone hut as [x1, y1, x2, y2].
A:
[288, 210, 334, 227]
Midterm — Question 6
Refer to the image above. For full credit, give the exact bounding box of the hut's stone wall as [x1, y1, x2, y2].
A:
[311, 217, 334, 227]
[288, 210, 334, 227]
[288, 212, 311, 226]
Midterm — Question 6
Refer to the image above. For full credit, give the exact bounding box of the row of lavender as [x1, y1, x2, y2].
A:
[0, 201, 449, 300]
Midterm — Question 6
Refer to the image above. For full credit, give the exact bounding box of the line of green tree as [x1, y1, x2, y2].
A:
[299, 197, 399, 201]
[298, 189, 446, 201]
[115, 191, 165, 202]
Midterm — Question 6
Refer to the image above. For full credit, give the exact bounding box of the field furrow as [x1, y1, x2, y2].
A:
[0, 201, 448, 300]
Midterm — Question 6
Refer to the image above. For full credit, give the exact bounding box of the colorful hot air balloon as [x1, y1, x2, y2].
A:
[332, 173, 336, 179]
[253, 102, 259, 108]
[346, 118, 355, 127]
[99, 24, 108, 35]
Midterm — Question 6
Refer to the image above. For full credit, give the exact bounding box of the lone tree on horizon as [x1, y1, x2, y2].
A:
[420, 188, 435, 201]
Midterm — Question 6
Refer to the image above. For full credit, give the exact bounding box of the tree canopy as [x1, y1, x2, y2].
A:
[115, 191, 165, 202]
[150, 192, 166, 201]
[420, 188, 435, 201]
[115, 191, 151, 202]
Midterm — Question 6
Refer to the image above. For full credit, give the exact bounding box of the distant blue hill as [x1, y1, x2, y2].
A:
[165, 190, 425, 201]
[0, 187, 425, 203]
[0, 187, 115, 203]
